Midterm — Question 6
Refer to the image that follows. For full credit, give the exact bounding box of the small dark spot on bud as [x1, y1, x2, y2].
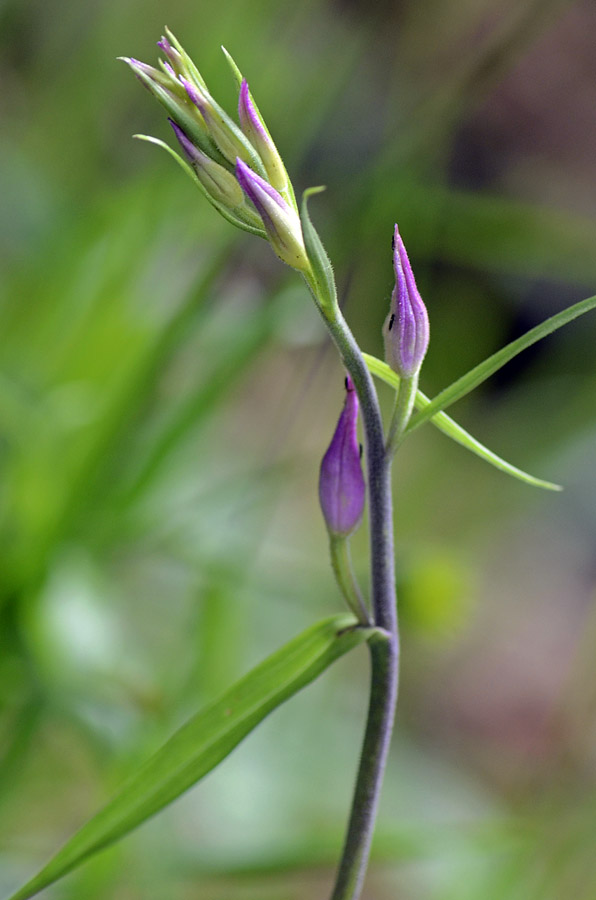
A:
[359, 443, 363, 459]
[391, 234, 395, 251]
[344, 376, 349, 390]
[388, 313, 395, 331]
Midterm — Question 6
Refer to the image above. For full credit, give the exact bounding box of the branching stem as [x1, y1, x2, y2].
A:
[308, 296, 399, 900]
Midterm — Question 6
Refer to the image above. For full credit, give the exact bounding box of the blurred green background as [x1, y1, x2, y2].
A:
[2, 0, 596, 897]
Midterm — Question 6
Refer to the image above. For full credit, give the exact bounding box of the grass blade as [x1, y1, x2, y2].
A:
[6, 615, 375, 900]
[406, 294, 596, 432]
[363, 354, 561, 490]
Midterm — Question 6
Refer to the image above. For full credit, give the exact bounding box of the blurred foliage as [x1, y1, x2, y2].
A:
[1, 0, 596, 898]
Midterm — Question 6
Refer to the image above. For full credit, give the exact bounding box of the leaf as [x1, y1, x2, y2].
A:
[6, 614, 376, 900]
[300, 187, 338, 319]
[362, 354, 561, 491]
[406, 293, 596, 433]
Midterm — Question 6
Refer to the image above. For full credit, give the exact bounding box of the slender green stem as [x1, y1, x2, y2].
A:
[306, 289, 399, 900]
[385, 373, 418, 457]
[331, 629, 398, 900]
[329, 534, 371, 625]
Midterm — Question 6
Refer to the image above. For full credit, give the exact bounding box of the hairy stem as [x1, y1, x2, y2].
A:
[319, 306, 399, 900]
[331, 630, 398, 900]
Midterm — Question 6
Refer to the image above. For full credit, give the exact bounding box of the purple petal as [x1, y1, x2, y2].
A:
[238, 79, 268, 143]
[169, 119, 202, 165]
[179, 76, 205, 111]
[235, 158, 286, 209]
[318, 377, 365, 536]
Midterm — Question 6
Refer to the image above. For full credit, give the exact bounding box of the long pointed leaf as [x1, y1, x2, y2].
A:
[363, 354, 561, 490]
[6, 614, 376, 900]
[407, 293, 596, 433]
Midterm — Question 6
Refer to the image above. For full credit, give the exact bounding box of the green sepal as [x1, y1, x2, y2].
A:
[220, 45, 244, 89]
[5, 615, 377, 900]
[134, 135, 267, 237]
[164, 27, 209, 91]
[130, 66, 226, 166]
[201, 91, 269, 179]
[363, 354, 561, 491]
[300, 187, 338, 320]
[221, 46, 295, 206]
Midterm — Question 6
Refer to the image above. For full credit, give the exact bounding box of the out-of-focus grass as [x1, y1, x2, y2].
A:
[1, 0, 596, 898]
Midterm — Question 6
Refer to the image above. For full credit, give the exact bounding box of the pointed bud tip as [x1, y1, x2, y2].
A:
[168, 118, 200, 164]
[179, 75, 202, 108]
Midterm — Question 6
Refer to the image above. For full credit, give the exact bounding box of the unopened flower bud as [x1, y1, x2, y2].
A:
[383, 224, 429, 379]
[180, 76, 256, 168]
[238, 79, 288, 194]
[157, 35, 184, 76]
[318, 377, 365, 537]
[169, 120, 240, 204]
[169, 121, 263, 231]
[235, 158, 310, 271]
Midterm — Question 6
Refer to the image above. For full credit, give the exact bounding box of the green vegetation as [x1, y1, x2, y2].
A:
[2, 0, 596, 898]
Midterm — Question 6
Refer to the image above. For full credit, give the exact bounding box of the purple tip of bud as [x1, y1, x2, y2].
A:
[235, 157, 285, 213]
[162, 61, 177, 79]
[318, 377, 366, 537]
[179, 76, 204, 111]
[387, 224, 429, 378]
[168, 118, 201, 165]
[238, 79, 268, 141]
[120, 57, 160, 89]
[157, 36, 181, 65]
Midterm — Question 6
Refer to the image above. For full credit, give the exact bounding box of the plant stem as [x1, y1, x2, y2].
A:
[329, 535, 371, 625]
[385, 374, 418, 458]
[317, 305, 399, 900]
[331, 630, 398, 900]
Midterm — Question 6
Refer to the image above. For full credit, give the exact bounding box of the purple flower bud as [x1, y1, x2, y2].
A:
[119, 56, 177, 92]
[169, 121, 261, 229]
[383, 224, 429, 379]
[235, 158, 309, 271]
[157, 35, 183, 73]
[318, 377, 366, 537]
[238, 79, 288, 193]
[180, 76, 255, 167]
[169, 119, 202, 165]
[180, 75, 205, 112]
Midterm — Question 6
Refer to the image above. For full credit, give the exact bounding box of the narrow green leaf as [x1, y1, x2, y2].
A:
[6, 615, 375, 900]
[300, 187, 338, 319]
[407, 293, 596, 433]
[363, 354, 561, 490]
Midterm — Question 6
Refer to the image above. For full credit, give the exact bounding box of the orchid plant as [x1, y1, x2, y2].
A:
[6, 30, 596, 900]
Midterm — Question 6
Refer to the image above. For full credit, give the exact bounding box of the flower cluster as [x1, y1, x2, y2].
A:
[121, 31, 310, 272]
